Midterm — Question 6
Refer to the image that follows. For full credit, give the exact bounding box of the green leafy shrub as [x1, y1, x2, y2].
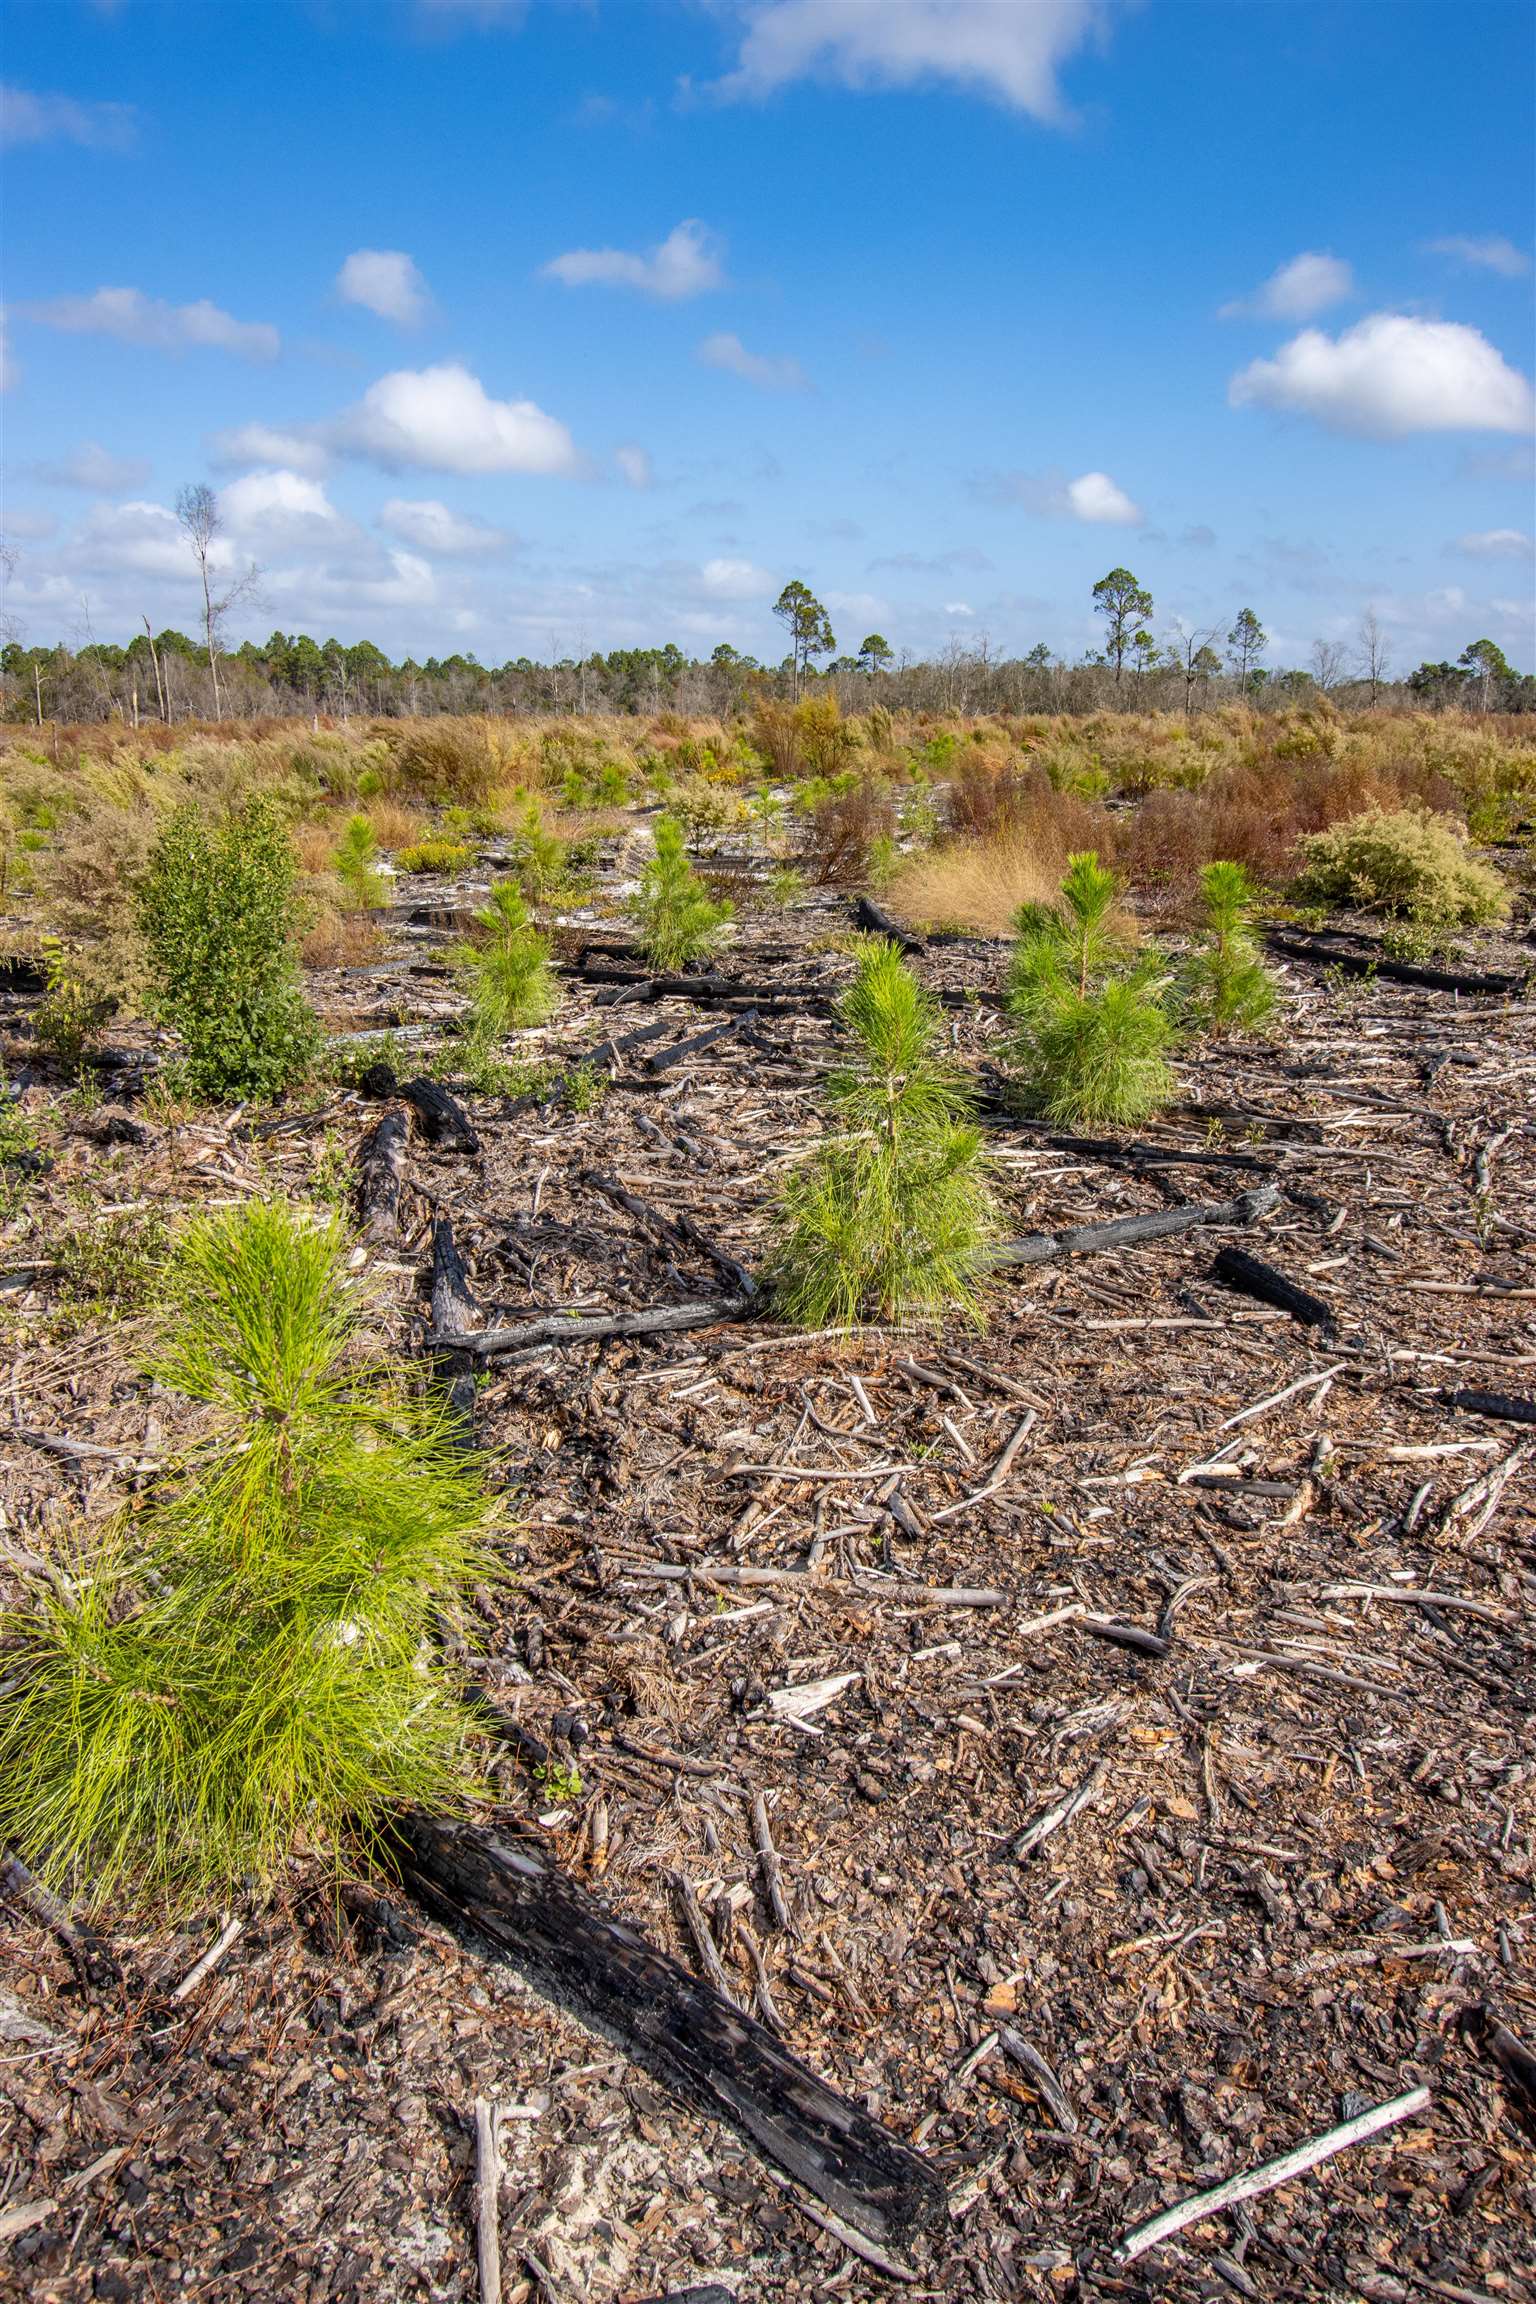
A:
[396, 837, 474, 875]
[1006, 852, 1173, 1128]
[0, 1201, 494, 1909]
[1181, 860, 1277, 1034]
[629, 815, 732, 971]
[1296, 806, 1509, 931]
[459, 879, 559, 1038]
[767, 938, 996, 1326]
[137, 798, 320, 1101]
[332, 813, 386, 910]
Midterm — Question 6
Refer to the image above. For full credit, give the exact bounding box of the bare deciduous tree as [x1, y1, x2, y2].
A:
[176, 482, 260, 720]
[1310, 637, 1349, 693]
[1356, 607, 1390, 707]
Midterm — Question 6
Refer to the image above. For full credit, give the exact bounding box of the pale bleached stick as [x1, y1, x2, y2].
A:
[170, 1914, 243, 2003]
[1219, 1364, 1344, 1432]
[473, 2096, 502, 2304]
[1116, 2085, 1431, 2263]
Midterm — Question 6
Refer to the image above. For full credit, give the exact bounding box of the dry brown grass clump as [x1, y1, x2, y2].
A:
[887, 830, 1064, 936]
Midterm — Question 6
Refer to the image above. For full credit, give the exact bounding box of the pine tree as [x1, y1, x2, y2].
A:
[768, 939, 996, 1326]
[1182, 861, 1276, 1033]
[0, 1202, 495, 1909]
[629, 814, 731, 972]
[1006, 852, 1173, 1128]
[461, 878, 559, 1037]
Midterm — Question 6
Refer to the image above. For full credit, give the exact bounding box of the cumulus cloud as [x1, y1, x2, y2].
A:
[1220, 251, 1354, 322]
[972, 467, 1142, 524]
[1064, 471, 1143, 524]
[26, 285, 279, 361]
[1453, 528, 1534, 560]
[1423, 235, 1530, 278]
[36, 441, 150, 491]
[210, 422, 329, 475]
[219, 468, 341, 544]
[710, 0, 1107, 119]
[336, 248, 433, 326]
[378, 497, 507, 555]
[542, 219, 724, 300]
[77, 498, 214, 581]
[1, 83, 136, 151]
[615, 443, 654, 490]
[697, 331, 807, 391]
[1230, 312, 1535, 436]
[330, 362, 579, 474]
[698, 556, 777, 600]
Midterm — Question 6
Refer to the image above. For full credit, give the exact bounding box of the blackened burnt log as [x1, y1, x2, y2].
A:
[851, 897, 924, 955]
[358, 1108, 410, 1241]
[1441, 1388, 1536, 1426]
[399, 1076, 480, 1154]
[433, 1294, 754, 1356]
[985, 1186, 1278, 1269]
[581, 1168, 757, 1298]
[1266, 927, 1530, 1000]
[1212, 1244, 1336, 1334]
[390, 1812, 946, 2252]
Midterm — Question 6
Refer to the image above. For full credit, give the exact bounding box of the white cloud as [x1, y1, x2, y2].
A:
[697, 331, 807, 391]
[1453, 528, 1534, 560]
[26, 285, 279, 361]
[36, 441, 150, 491]
[1064, 470, 1143, 524]
[77, 498, 215, 580]
[944, 600, 974, 617]
[711, 0, 1107, 119]
[1220, 251, 1354, 322]
[1423, 235, 1530, 279]
[219, 468, 341, 544]
[541, 219, 724, 300]
[698, 556, 777, 600]
[336, 249, 432, 326]
[210, 422, 329, 475]
[330, 362, 579, 474]
[615, 443, 654, 490]
[0, 83, 136, 151]
[378, 497, 507, 555]
[1230, 313, 1535, 437]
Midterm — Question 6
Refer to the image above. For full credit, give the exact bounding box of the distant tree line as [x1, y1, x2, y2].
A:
[3, 567, 1530, 725]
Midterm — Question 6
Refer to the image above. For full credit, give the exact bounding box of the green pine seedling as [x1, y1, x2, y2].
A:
[510, 795, 567, 902]
[333, 813, 386, 910]
[1183, 860, 1276, 1034]
[460, 879, 559, 1039]
[1006, 851, 1173, 1129]
[768, 938, 996, 1327]
[629, 814, 732, 973]
[0, 1201, 496, 1911]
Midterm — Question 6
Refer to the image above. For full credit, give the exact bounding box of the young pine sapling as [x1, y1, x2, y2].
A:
[629, 814, 732, 972]
[1182, 860, 1276, 1033]
[768, 938, 996, 1327]
[460, 879, 559, 1039]
[1006, 851, 1173, 1129]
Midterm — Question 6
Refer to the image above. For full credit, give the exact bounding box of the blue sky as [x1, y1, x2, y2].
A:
[3, 0, 1534, 671]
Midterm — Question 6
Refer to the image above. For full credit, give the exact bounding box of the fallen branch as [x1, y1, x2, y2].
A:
[851, 896, 924, 955]
[473, 2097, 502, 2304]
[1441, 1388, 1536, 1426]
[1266, 926, 1529, 999]
[433, 1294, 754, 1356]
[643, 1010, 757, 1073]
[582, 1168, 757, 1297]
[358, 1107, 410, 1242]
[399, 1075, 480, 1154]
[1115, 2085, 1431, 2263]
[391, 1812, 946, 2253]
[985, 1186, 1278, 1270]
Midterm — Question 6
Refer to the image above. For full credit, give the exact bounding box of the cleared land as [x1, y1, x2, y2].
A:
[1, 706, 1533, 2303]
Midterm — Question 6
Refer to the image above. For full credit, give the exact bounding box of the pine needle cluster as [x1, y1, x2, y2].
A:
[333, 812, 387, 910]
[458, 878, 560, 1039]
[0, 1202, 494, 1911]
[1006, 852, 1173, 1129]
[1181, 860, 1276, 1033]
[508, 795, 567, 902]
[768, 938, 996, 1327]
[629, 814, 732, 972]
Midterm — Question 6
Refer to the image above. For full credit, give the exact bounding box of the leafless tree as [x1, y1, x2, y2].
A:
[1310, 637, 1349, 693]
[1169, 619, 1223, 715]
[1356, 607, 1390, 707]
[175, 482, 260, 720]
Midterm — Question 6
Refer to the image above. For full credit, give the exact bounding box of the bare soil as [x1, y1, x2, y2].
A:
[2, 857, 1533, 2304]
